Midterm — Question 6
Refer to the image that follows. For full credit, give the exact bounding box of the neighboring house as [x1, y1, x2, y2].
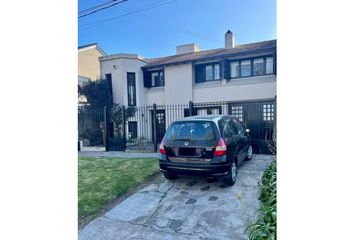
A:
[78, 43, 106, 82]
[78, 43, 107, 105]
[99, 31, 276, 151]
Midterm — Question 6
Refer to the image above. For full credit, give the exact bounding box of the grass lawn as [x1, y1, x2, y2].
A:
[78, 157, 159, 219]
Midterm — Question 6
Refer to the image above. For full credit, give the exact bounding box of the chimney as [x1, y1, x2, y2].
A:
[176, 43, 200, 54]
[225, 30, 235, 49]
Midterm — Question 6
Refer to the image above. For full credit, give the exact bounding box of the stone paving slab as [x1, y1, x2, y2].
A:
[79, 154, 273, 240]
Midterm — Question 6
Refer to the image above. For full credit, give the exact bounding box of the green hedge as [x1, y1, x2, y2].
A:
[246, 157, 277, 240]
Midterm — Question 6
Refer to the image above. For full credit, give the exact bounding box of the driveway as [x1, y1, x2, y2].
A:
[79, 154, 273, 240]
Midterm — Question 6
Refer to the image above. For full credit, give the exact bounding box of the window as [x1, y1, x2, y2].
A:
[230, 62, 240, 78]
[231, 105, 243, 122]
[143, 70, 164, 88]
[240, 60, 251, 77]
[214, 64, 220, 80]
[151, 71, 164, 87]
[221, 118, 239, 138]
[229, 119, 240, 137]
[228, 56, 275, 79]
[195, 107, 221, 115]
[263, 104, 274, 121]
[127, 72, 136, 106]
[195, 63, 220, 83]
[105, 73, 113, 104]
[253, 58, 265, 76]
[233, 119, 245, 136]
[266, 57, 274, 74]
[164, 121, 217, 141]
[205, 65, 213, 81]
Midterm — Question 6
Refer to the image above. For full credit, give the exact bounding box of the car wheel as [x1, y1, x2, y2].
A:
[224, 161, 237, 186]
[163, 172, 177, 180]
[245, 145, 253, 161]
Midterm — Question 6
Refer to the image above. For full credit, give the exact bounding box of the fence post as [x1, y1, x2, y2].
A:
[189, 101, 194, 116]
[273, 95, 277, 127]
[103, 106, 109, 152]
[273, 95, 277, 139]
[153, 103, 157, 152]
[122, 106, 126, 152]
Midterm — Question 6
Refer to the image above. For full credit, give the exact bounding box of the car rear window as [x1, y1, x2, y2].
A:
[164, 121, 217, 141]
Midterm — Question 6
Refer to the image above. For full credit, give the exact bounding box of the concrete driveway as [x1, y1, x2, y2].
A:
[79, 154, 273, 240]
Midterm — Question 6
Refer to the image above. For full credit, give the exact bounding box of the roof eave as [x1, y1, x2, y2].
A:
[142, 46, 276, 70]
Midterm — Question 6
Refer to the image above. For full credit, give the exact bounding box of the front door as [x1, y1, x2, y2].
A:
[152, 110, 166, 143]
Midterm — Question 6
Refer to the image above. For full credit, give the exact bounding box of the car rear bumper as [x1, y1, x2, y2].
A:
[159, 160, 231, 177]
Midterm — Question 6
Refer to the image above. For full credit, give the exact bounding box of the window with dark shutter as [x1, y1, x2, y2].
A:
[105, 73, 113, 104]
[127, 72, 136, 106]
[151, 70, 164, 87]
[195, 64, 205, 83]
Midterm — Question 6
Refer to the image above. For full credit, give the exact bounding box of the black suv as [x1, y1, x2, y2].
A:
[159, 115, 253, 186]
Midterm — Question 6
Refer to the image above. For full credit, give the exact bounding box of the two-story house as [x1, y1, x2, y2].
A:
[99, 31, 276, 152]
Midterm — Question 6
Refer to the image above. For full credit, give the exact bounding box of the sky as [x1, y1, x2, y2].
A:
[78, 0, 276, 58]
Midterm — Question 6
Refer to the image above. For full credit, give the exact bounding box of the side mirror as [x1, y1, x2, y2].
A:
[245, 129, 250, 133]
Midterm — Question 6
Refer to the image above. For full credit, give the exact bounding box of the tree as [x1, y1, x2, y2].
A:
[78, 79, 112, 108]
[78, 78, 136, 141]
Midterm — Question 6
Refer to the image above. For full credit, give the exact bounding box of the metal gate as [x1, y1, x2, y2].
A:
[228, 99, 275, 153]
[151, 109, 166, 143]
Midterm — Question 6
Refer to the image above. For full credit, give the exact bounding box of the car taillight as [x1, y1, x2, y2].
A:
[214, 138, 227, 156]
[159, 141, 166, 155]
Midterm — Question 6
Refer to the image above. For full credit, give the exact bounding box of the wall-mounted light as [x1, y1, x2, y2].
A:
[113, 65, 117, 69]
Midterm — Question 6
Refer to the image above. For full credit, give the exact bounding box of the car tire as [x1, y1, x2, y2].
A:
[163, 172, 177, 180]
[245, 145, 253, 161]
[224, 160, 237, 186]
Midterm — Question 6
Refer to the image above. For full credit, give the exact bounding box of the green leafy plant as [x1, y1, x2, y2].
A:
[78, 107, 104, 145]
[136, 137, 147, 150]
[245, 158, 277, 240]
[110, 104, 135, 138]
[78, 79, 112, 108]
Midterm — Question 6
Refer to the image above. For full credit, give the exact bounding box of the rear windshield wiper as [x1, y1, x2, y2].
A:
[171, 138, 191, 141]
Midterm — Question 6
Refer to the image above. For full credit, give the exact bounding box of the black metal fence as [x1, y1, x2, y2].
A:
[78, 107, 105, 148]
[78, 98, 276, 154]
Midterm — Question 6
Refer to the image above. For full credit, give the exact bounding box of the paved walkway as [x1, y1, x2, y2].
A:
[79, 151, 159, 158]
[79, 154, 273, 240]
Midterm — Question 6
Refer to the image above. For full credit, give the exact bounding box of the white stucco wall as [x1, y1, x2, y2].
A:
[164, 64, 193, 104]
[146, 87, 165, 105]
[100, 53, 276, 107]
[100, 55, 147, 106]
[193, 75, 276, 102]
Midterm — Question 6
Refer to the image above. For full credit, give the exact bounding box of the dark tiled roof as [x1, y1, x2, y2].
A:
[144, 39, 276, 68]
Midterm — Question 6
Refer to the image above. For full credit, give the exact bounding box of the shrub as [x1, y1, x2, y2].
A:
[245, 158, 277, 240]
[78, 79, 112, 108]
